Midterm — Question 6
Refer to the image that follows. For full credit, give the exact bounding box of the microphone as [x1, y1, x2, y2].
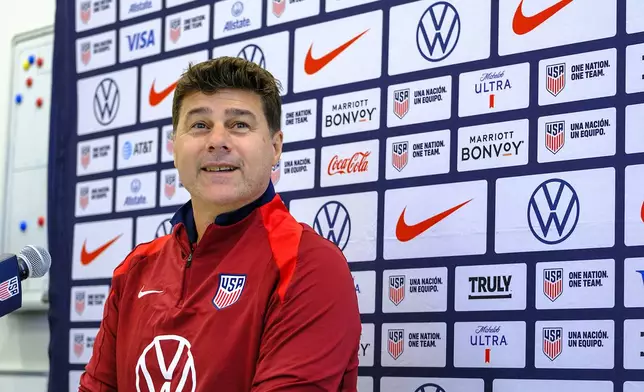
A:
[0, 245, 51, 318]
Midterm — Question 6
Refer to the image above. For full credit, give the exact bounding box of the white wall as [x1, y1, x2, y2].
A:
[0, 0, 56, 389]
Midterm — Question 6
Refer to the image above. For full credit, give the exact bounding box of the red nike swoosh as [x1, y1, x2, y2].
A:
[304, 29, 369, 75]
[149, 79, 178, 107]
[396, 199, 473, 242]
[80, 234, 122, 266]
[640, 201, 644, 223]
[512, 0, 574, 35]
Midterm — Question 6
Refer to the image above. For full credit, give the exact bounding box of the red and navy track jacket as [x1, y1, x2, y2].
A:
[78, 182, 362, 391]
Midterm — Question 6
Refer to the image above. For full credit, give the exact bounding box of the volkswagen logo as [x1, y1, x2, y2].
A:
[415, 383, 446, 392]
[417, 1, 461, 62]
[527, 178, 580, 245]
[156, 218, 173, 238]
[135, 335, 196, 392]
[313, 201, 351, 251]
[93, 78, 120, 125]
[237, 44, 266, 68]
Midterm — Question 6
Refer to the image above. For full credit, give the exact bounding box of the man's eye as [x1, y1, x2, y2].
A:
[192, 122, 207, 129]
[232, 122, 249, 129]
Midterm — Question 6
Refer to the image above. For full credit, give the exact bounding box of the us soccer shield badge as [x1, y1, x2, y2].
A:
[545, 121, 565, 154]
[74, 333, 85, 358]
[543, 268, 563, 302]
[79, 187, 89, 210]
[387, 329, 404, 360]
[166, 129, 174, 155]
[80, 146, 91, 168]
[212, 274, 247, 310]
[542, 327, 563, 361]
[80, 0, 91, 24]
[80, 42, 91, 65]
[391, 141, 409, 172]
[75, 291, 86, 315]
[546, 63, 565, 97]
[271, 160, 281, 185]
[388, 275, 405, 306]
[170, 18, 181, 43]
[393, 89, 410, 119]
[165, 174, 176, 199]
[272, 0, 285, 17]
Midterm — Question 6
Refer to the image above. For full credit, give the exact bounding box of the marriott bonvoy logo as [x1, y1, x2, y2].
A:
[321, 139, 379, 188]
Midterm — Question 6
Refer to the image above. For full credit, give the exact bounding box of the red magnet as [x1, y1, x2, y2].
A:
[26, 77, 33, 87]
[36, 97, 43, 107]
[37, 216, 45, 227]
[36, 57, 43, 67]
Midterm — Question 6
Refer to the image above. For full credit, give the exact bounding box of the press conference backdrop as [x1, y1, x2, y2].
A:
[46, 0, 644, 391]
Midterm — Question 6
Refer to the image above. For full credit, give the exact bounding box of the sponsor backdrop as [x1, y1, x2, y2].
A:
[45, 0, 644, 391]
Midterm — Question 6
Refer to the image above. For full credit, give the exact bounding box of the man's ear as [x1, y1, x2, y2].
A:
[172, 128, 177, 168]
[272, 130, 283, 165]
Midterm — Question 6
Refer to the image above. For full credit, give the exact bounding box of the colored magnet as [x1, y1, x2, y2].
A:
[37, 216, 45, 227]
[36, 57, 43, 67]
[26, 77, 33, 87]
[19, 221, 27, 232]
[15, 94, 22, 104]
[28, 55, 35, 64]
[22, 60, 30, 71]
[36, 97, 43, 107]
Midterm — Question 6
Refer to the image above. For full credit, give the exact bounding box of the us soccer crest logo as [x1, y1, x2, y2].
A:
[79, 187, 89, 210]
[543, 268, 563, 302]
[74, 333, 85, 358]
[80, 146, 91, 168]
[165, 174, 176, 199]
[80, 1, 91, 24]
[166, 129, 174, 155]
[170, 18, 181, 43]
[81, 42, 91, 65]
[391, 141, 409, 172]
[271, 160, 281, 185]
[545, 121, 565, 154]
[393, 89, 410, 119]
[75, 291, 86, 315]
[272, 0, 285, 17]
[212, 274, 247, 310]
[388, 275, 405, 306]
[546, 63, 566, 97]
[542, 327, 563, 361]
[387, 329, 404, 360]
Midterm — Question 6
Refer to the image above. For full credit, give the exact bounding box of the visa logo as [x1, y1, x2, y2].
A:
[127, 29, 156, 51]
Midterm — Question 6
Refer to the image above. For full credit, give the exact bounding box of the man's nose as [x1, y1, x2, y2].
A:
[206, 124, 231, 150]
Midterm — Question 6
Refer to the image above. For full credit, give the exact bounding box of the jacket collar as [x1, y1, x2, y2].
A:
[170, 181, 276, 244]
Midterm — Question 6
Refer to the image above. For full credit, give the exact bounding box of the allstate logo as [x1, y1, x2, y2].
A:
[313, 201, 351, 251]
[417, 1, 461, 62]
[527, 178, 580, 245]
[231, 1, 243, 16]
[130, 178, 142, 193]
[123, 141, 133, 160]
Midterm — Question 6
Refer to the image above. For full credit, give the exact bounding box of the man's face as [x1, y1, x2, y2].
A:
[173, 88, 282, 210]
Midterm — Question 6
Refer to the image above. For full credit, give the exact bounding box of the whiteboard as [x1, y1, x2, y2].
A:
[2, 25, 54, 312]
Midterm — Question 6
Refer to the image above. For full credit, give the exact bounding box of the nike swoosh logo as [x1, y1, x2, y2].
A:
[80, 234, 123, 266]
[512, 0, 574, 35]
[640, 201, 644, 223]
[304, 29, 369, 75]
[395, 199, 473, 242]
[149, 79, 178, 107]
[138, 287, 163, 298]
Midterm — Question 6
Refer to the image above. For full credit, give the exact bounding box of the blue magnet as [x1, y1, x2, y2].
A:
[28, 55, 35, 64]
[19, 221, 27, 232]
[15, 94, 22, 104]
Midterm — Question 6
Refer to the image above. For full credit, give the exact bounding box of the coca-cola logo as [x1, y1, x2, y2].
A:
[327, 151, 370, 176]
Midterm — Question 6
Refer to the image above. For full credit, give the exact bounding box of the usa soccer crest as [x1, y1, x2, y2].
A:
[79, 187, 89, 210]
[80, 42, 91, 65]
[74, 333, 85, 358]
[80, 1, 91, 24]
[545, 121, 565, 154]
[80, 146, 91, 168]
[387, 329, 404, 360]
[212, 274, 247, 310]
[170, 18, 182, 43]
[546, 63, 566, 97]
[0, 276, 19, 301]
[271, 160, 281, 185]
[272, 0, 285, 17]
[166, 129, 174, 155]
[393, 89, 410, 119]
[543, 268, 563, 302]
[388, 275, 405, 306]
[391, 141, 409, 172]
[165, 174, 176, 199]
[75, 291, 86, 315]
[542, 327, 563, 361]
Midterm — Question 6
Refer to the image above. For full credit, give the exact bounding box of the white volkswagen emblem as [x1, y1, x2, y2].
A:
[237, 44, 266, 68]
[135, 335, 197, 392]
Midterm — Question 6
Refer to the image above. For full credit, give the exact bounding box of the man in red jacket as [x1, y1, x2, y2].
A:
[78, 56, 362, 391]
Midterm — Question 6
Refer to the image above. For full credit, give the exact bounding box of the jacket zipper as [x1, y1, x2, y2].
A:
[177, 245, 193, 307]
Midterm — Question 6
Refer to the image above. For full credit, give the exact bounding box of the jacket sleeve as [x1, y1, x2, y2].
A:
[251, 235, 362, 392]
[78, 265, 126, 391]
